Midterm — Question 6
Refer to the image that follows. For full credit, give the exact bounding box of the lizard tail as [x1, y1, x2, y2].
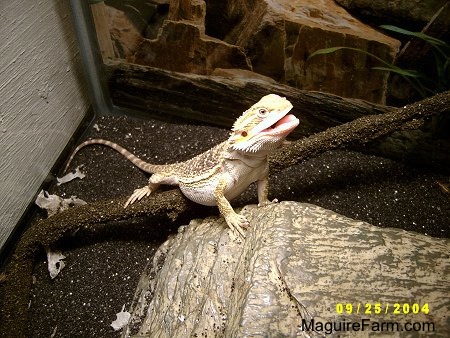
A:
[63, 139, 161, 174]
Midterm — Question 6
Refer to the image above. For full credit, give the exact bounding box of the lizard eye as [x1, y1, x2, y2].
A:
[258, 108, 268, 117]
[241, 130, 248, 137]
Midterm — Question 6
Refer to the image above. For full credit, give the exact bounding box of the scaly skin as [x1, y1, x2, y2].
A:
[65, 94, 299, 237]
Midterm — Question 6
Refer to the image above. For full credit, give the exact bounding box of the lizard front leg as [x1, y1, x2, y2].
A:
[214, 175, 248, 238]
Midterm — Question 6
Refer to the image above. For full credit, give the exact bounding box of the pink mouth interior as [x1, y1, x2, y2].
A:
[264, 114, 299, 133]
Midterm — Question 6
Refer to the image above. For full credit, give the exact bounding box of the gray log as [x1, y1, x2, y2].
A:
[124, 202, 450, 337]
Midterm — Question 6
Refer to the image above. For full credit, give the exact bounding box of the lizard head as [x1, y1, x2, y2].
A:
[229, 94, 299, 153]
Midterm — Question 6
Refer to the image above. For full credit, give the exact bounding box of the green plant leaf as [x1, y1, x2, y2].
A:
[307, 28, 450, 99]
[307, 46, 390, 66]
[371, 66, 422, 78]
[307, 47, 348, 60]
[380, 25, 448, 48]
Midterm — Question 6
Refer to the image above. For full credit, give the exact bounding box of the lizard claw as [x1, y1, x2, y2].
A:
[258, 198, 278, 207]
[225, 213, 249, 238]
[124, 186, 152, 208]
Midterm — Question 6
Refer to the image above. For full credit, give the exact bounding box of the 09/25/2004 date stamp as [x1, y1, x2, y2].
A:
[336, 303, 430, 315]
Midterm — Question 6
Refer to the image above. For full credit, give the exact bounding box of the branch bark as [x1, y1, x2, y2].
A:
[270, 90, 450, 173]
[1, 89, 449, 337]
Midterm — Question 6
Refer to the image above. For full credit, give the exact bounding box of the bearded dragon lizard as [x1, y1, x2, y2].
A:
[65, 94, 299, 237]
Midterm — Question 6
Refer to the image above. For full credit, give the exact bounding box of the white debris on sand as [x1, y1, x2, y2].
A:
[46, 248, 66, 279]
[111, 304, 131, 331]
[35, 190, 86, 217]
[57, 165, 85, 186]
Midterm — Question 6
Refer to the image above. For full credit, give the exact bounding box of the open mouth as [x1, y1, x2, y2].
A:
[263, 114, 299, 134]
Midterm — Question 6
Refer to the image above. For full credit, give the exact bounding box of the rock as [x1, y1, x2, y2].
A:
[168, 0, 206, 24]
[386, 2, 450, 105]
[211, 0, 400, 104]
[131, 20, 252, 74]
[101, 0, 400, 104]
[123, 201, 450, 337]
[334, 0, 449, 31]
[106, 6, 143, 60]
[96, 1, 171, 60]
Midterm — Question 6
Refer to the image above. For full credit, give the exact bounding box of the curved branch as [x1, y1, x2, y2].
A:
[269, 90, 450, 173]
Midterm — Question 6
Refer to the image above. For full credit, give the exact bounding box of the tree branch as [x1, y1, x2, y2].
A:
[270, 90, 450, 173]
